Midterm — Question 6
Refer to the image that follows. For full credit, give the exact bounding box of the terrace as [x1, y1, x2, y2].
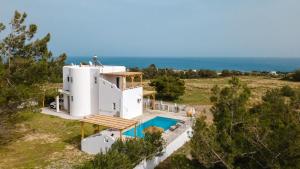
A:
[101, 71, 143, 90]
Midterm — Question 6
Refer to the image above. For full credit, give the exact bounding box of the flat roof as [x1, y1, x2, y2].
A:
[102, 71, 142, 76]
[64, 65, 125, 69]
[80, 114, 138, 130]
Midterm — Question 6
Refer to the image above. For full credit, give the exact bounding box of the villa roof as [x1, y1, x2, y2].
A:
[102, 71, 142, 77]
[80, 114, 138, 130]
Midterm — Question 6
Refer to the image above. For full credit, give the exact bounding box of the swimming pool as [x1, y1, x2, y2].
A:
[123, 116, 178, 138]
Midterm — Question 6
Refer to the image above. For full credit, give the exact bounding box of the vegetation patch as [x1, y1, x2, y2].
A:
[0, 111, 98, 168]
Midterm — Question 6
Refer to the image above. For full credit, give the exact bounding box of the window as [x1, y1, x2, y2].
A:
[94, 77, 97, 84]
[71, 96, 73, 101]
[70, 77, 73, 83]
[137, 98, 141, 103]
[116, 77, 120, 88]
[113, 103, 116, 110]
[67, 76, 70, 82]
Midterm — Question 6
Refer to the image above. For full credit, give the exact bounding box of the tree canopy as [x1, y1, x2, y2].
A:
[190, 77, 300, 169]
[150, 75, 185, 101]
[78, 131, 165, 169]
[292, 69, 300, 81]
[0, 11, 66, 114]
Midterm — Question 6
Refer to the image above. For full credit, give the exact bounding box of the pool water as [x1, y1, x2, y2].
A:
[123, 116, 178, 138]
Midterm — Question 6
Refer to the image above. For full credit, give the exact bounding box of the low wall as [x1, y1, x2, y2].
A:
[134, 127, 192, 169]
[81, 133, 115, 155]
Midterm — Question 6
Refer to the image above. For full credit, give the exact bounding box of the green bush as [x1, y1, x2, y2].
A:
[78, 150, 132, 169]
[78, 131, 165, 168]
[280, 85, 295, 97]
[292, 69, 300, 81]
[170, 154, 202, 169]
[150, 75, 185, 101]
[111, 139, 146, 165]
[144, 131, 165, 158]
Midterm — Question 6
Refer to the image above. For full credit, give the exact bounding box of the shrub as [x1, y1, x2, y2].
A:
[280, 85, 295, 97]
[111, 139, 146, 165]
[78, 130, 165, 168]
[78, 150, 132, 169]
[292, 69, 300, 81]
[170, 154, 202, 169]
[150, 75, 185, 101]
[144, 129, 165, 158]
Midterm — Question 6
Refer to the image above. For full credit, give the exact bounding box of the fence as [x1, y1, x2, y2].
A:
[143, 99, 195, 114]
[134, 126, 193, 169]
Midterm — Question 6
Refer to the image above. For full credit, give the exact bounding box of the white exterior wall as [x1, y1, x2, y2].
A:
[63, 67, 70, 91]
[121, 87, 143, 119]
[90, 69, 100, 114]
[63, 67, 71, 110]
[103, 75, 116, 84]
[62, 65, 141, 118]
[100, 66, 126, 73]
[134, 127, 192, 169]
[68, 67, 99, 117]
[98, 78, 122, 116]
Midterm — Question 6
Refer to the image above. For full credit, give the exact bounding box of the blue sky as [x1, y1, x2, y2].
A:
[0, 0, 300, 57]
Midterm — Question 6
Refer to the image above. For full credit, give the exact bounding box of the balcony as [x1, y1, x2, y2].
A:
[101, 71, 143, 91]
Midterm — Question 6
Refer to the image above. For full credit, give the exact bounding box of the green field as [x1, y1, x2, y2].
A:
[0, 76, 299, 168]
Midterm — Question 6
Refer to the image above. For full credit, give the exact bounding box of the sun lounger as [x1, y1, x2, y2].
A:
[169, 125, 176, 131]
[170, 124, 180, 131]
[178, 120, 185, 124]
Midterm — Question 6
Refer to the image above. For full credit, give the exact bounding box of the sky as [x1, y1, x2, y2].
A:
[0, 0, 300, 57]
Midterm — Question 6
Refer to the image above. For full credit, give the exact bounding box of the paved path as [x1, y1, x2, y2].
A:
[41, 108, 82, 120]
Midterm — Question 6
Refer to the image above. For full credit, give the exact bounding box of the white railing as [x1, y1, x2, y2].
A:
[99, 77, 121, 92]
[98, 77, 122, 114]
[143, 99, 188, 113]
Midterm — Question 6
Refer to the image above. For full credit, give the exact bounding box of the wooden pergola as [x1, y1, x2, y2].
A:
[80, 114, 138, 140]
[143, 90, 156, 109]
[40, 83, 63, 107]
[102, 71, 143, 90]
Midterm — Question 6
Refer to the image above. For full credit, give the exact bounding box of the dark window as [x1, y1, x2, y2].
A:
[71, 96, 73, 101]
[113, 103, 116, 110]
[94, 77, 97, 84]
[116, 77, 120, 88]
[67, 76, 70, 82]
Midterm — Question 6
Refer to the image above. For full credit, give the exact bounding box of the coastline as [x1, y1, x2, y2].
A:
[65, 56, 300, 72]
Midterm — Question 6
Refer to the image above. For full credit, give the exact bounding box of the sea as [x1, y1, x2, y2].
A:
[66, 56, 300, 72]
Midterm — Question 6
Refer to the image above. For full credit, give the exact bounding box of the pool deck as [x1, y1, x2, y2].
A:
[42, 107, 193, 145]
[130, 109, 193, 144]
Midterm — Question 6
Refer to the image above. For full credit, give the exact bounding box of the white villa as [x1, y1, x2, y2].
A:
[58, 63, 144, 119]
[43, 58, 193, 168]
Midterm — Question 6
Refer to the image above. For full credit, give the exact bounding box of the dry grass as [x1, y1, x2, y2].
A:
[0, 111, 101, 169]
[179, 76, 300, 105]
[0, 76, 298, 168]
[155, 76, 300, 169]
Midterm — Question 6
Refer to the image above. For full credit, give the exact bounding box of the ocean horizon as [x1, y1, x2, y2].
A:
[66, 56, 300, 72]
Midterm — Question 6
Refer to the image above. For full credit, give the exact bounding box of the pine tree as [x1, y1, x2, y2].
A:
[191, 77, 300, 169]
[0, 11, 66, 113]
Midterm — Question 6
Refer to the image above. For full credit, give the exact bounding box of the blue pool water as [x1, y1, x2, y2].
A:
[123, 116, 178, 138]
